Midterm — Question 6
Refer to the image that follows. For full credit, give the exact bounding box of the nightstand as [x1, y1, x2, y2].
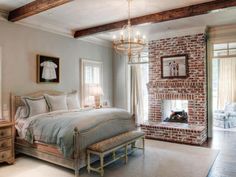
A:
[0, 120, 15, 164]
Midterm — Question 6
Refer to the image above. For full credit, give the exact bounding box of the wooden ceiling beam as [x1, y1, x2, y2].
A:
[74, 0, 236, 38]
[8, 0, 73, 22]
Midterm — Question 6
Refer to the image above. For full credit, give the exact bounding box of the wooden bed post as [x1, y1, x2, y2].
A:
[74, 127, 80, 177]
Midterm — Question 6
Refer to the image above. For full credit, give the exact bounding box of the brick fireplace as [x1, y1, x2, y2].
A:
[141, 33, 207, 145]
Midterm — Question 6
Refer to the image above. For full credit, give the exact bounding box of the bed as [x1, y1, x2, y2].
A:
[11, 91, 136, 177]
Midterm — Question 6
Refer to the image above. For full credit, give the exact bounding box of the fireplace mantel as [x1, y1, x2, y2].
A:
[147, 81, 204, 89]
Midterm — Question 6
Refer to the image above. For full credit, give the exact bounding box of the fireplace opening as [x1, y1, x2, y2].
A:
[162, 100, 188, 123]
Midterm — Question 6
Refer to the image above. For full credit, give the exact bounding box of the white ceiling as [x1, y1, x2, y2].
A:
[0, 0, 236, 41]
[95, 7, 236, 41]
[19, 0, 214, 30]
[0, 0, 34, 11]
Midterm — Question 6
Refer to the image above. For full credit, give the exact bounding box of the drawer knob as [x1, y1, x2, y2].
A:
[1, 154, 5, 159]
[1, 143, 5, 148]
[0, 132, 4, 136]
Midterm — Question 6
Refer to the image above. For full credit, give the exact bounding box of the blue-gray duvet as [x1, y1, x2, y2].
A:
[21, 108, 135, 157]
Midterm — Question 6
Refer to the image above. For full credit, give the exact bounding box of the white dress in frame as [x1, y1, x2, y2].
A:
[40, 61, 58, 80]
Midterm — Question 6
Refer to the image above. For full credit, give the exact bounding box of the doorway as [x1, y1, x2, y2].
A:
[211, 42, 236, 132]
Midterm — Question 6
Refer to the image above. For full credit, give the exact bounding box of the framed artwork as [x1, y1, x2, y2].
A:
[37, 55, 60, 83]
[161, 54, 188, 79]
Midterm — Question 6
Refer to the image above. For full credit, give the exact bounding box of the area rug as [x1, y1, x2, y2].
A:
[0, 139, 219, 177]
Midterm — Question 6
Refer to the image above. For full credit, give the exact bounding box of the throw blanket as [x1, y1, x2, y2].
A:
[21, 108, 135, 157]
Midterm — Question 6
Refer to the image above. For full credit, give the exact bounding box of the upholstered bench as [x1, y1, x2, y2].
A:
[87, 130, 145, 176]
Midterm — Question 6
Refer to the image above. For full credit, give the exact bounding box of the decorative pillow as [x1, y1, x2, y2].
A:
[44, 94, 68, 112]
[67, 91, 80, 110]
[21, 96, 49, 118]
[15, 106, 28, 119]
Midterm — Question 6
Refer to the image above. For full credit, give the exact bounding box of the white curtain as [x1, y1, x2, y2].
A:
[130, 65, 144, 125]
[84, 84, 96, 106]
[218, 57, 236, 109]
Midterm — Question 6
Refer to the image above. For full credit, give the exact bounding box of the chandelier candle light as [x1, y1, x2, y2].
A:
[113, 0, 146, 63]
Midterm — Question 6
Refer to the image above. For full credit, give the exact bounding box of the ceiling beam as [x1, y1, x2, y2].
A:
[8, 0, 73, 22]
[74, 0, 236, 38]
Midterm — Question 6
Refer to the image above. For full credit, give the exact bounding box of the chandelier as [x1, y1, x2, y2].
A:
[113, 0, 146, 64]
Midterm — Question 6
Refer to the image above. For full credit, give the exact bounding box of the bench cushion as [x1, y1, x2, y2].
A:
[88, 131, 145, 153]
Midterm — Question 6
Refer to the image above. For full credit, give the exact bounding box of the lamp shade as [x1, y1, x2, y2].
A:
[89, 85, 104, 96]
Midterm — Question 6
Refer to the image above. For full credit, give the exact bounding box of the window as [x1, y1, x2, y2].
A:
[213, 42, 236, 58]
[212, 41, 236, 111]
[139, 49, 149, 122]
[81, 59, 103, 107]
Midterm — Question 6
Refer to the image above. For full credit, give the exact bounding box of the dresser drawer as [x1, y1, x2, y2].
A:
[0, 139, 12, 149]
[0, 128, 12, 139]
[0, 150, 12, 161]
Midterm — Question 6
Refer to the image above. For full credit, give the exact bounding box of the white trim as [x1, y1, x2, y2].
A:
[0, 11, 73, 37]
[18, 21, 112, 48]
[79, 36, 112, 48]
[207, 38, 213, 138]
[148, 26, 207, 41]
[208, 24, 236, 43]
[0, 10, 8, 21]
[17, 21, 73, 38]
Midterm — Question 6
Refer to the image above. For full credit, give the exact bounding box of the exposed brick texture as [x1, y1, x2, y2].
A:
[141, 33, 207, 145]
[141, 122, 207, 145]
[148, 33, 207, 125]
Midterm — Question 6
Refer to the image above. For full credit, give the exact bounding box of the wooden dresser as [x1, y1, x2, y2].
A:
[0, 120, 15, 164]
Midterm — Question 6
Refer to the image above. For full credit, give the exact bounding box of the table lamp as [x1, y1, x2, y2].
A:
[89, 85, 104, 108]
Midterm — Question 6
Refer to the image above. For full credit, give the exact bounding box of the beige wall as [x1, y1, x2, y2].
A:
[0, 20, 113, 118]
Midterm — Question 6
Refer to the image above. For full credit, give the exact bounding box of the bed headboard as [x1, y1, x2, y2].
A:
[10, 90, 65, 119]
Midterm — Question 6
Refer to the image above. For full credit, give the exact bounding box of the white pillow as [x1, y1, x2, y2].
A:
[21, 97, 49, 118]
[15, 106, 28, 119]
[45, 94, 68, 112]
[67, 91, 80, 110]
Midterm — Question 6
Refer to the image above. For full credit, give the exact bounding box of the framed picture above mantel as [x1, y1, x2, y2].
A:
[161, 54, 188, 79]
[37, 55, 60, 83]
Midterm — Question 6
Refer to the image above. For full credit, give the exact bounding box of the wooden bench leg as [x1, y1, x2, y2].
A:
[131, 142, 135, 150]
[100, 154, 104, 177]
[142, 137, 145, 154]
[125, 145, 128, 164]
[87, 151, 91, 174]
[112, 151, 116, 160]
[75, 168, 79, 177]
[74, 155, 80, 177]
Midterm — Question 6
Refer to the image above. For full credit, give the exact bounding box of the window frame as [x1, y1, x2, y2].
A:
[212, 42, 236, 59]
[80, 59, 103, 108]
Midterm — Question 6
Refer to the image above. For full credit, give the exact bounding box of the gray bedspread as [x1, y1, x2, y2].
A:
[22, 108, 135, 157]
